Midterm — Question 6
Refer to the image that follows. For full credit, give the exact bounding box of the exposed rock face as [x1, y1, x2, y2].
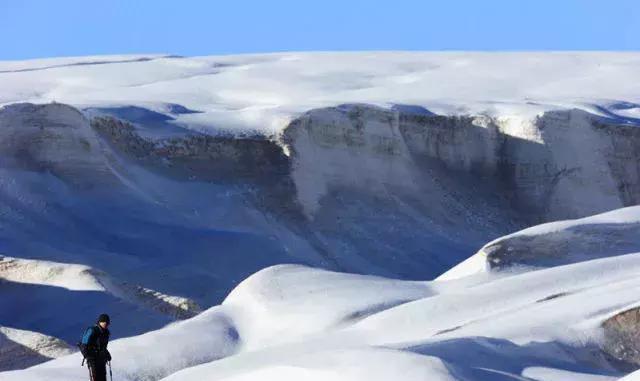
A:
[90, 115, 307, 239]
[91, 116, 290, 183]
[2, 101, 640, 371]
[2, 102, 639, 282]
[0, 252, 205, 321]
[16, 102, 634, 230]
[280, 105, 522, 276]
[595, 120, 640, 206]
[481, 219, 640, 270]
[283, 105, 640, 224]
[0, 103, 116, 188]
[9, 102, 634, 279]
[513, 110, 638, 221]
[602, 307, 640, 367]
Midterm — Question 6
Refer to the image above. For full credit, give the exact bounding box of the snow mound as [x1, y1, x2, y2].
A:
[0, 255, 201, 318]
[2, 52, 640, 379]
[165, 347, 455, 381]
[0, 327, 73, 372]
[4, 238, 640, 380]
[0, 255, 103, 291]
[222, 264, 433, 350]
[0, 306, 239, 381]
[438, 206, 640, 280]
[0, 254, 201, 370]
[621, 370, 640, 381]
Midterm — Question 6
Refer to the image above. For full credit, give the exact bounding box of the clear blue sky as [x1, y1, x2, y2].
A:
[1, 0, 639, 60]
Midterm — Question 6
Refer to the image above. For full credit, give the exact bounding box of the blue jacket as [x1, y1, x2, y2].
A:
[80, 325, 111, 362]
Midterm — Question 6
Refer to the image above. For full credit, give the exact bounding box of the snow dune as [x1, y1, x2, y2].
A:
[1, 52, 640, 379]
[4, 206, 640, 380]
[440, 205, 640, 280]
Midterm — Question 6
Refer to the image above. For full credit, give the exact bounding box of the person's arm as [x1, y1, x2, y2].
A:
[105, 329, 111, 361]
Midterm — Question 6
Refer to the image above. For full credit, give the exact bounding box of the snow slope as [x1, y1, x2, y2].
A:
[1, 52, 640, 376]
[439, 206, 640, 280]
[4, 205, 640, 380]
[2, 52, 640, 134]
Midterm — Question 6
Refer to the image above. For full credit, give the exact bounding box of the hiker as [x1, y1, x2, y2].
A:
[79, 314, 112, 381]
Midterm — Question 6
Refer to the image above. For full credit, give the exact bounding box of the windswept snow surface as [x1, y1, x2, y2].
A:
[1, 52, 640, 378]
[5, 208, 640, 380]
[1, 52, 640, 134]
[622, 370, 640, 381]
[5, 211, 640, 381]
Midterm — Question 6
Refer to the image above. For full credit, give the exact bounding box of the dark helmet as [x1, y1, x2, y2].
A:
[97, 313, 111, 324]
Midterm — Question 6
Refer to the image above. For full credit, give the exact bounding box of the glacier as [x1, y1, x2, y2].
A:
[0, 52, 640, 380]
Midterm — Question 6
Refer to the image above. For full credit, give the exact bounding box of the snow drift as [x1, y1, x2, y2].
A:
[439, 206, 640, 280]
[1, 52, 640, 378]
[5, 205, 640, 380]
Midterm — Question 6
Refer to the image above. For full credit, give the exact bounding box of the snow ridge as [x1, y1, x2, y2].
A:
[1, 52, 640, 380]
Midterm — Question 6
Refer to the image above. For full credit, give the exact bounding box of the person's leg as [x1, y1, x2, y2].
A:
[94, 361, 107, 381]
[87, 361, 97, 381]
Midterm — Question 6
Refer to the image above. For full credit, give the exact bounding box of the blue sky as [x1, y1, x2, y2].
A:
[1, 0, 639, 60]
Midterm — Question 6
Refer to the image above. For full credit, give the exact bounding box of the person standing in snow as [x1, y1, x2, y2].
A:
[79, 314, 112, 381]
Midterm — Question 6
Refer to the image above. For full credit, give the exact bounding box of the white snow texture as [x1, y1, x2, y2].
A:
[1, 52, 640, 380]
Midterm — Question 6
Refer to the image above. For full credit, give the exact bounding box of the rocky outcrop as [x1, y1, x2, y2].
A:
[90, 115, 307, 233]
[437, 204, 640, 282]
[8, 102, 635, 226]
[91, 116, 289, 183]
[85, 103, 640, 278]
[482, 218, 640, 270]
[0, 103, 116, 188]
[3, 102, 639, 281]
[0, 255, 202, 320]
[282, 104, 640, 223]
[2, 101, 640, 372]
[602, 306, 640, 367]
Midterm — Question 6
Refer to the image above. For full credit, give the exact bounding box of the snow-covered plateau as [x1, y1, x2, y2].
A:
[0, 52, 640, 380]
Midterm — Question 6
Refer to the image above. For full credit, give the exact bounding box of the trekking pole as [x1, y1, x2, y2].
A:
[108, 361, 113, 381]
[88, 362, 95, 381]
